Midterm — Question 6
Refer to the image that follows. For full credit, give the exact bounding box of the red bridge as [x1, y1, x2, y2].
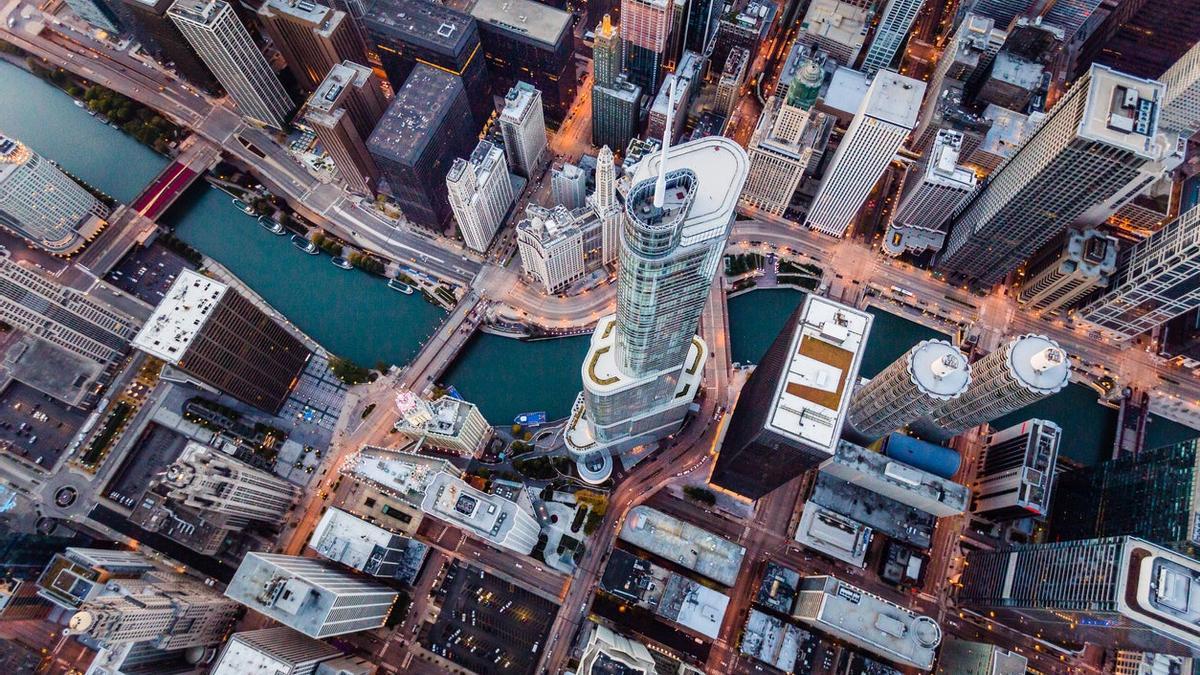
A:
[129, 137, 220, 221]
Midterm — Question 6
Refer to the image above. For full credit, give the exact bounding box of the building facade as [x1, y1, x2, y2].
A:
[0, 135, 109, 255]
[393, 390, 492, 455]
[517, 205, 589, 293]
[973, 419, 1061, 520]
[551, 163, 588, 210]
[162, 441, 300, 523]
[1017, 228, 1118, 313]
[592, 16, 642, 152]
[860, 0, 924, 75]
[257, 0, 366, 93]
[499, 82, 549, 179]
[304, 61, 385, 195]
[447, 140, 515, 253]
[620, 0, 673, 93]
[882, 130, 976, 257]
[211, 627, 344, 675]
[847, 339, 970, 441]
[715, 46, 749, 119]
[471, 0, 576, 124]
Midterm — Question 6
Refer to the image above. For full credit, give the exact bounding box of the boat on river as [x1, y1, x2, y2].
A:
[514, 411, 547, 427]
[258, 215, 286, 235]
[73, 99, 84, 108]
[388, 278, 414, 294]
[232, 198, 255, 215]
[331, 256, 353, 270]
[290, 234, 318, 254]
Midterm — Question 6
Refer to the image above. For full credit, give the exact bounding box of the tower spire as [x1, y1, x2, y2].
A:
[653, 77, 678, 209]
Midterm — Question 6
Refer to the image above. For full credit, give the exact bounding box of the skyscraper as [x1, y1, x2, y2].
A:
[715, 46, 749, 119]
[162, 441, 300, 523]
[973, 418, 1060, 520]
[257, 0, 366, 93]
[847, 339, 970, 441]
[959, 537, 1200, 654]
[861, 0, 925, 75]
[590, 145, 622, 266]
[517, 205, 589, 293]
[620, 0, 673, 93]
[65, 581, 241, 650]
[804, 71, 924, 237]
[309, 508, 427, 581]
[36, 548, 154, 609]
[420, 472, 542, 553]
[680, 0, 720, 54]
[470, 0, 577, 124]
[551, 163, 588, 210]
[211, 627, 344, 675]
[1079, 206, 1200, 341]
[0, 134, 109, 255]
[132, 270, 312, 413]
[168, 0, 295, 129]
[393, 389, 492, 455]
[929, 334, 1070, 436]
[1067, 0, 1200, 81]
[592, 17, 642, 152]
[937, 65, 1173, 287]
[1157, 40, 1200, 141]
[563, 128, 749, 471]
[446, 140, 516, 253]
[304, 61, 385, 195]
[225, 553, 397, 638]
[882, 130, 976, 257]
[712, 297, 872, 499]
[1017, 227, 1118, 313]
[499, 82, 548, 179]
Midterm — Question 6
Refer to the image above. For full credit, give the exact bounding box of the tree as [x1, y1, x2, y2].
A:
[683, 486, 717, 507]
[574, 490, 608, 516]
[582, 510, 603, 535]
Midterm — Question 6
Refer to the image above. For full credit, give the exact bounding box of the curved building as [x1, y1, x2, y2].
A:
[848, 339, 971, 440]
[0, 135, 108, 255]
[930, 334, 1070, 435]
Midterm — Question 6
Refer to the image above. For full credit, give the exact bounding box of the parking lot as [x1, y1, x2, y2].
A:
[0, 382, 88, 471]
[421, 562, 556, 675]
[104, 244, 192, 305]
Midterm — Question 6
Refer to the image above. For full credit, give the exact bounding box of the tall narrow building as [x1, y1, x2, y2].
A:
[861, 0, 925, 75]
[1157, 40, 1200, 147]
[588, 145, 622, 265]
[0, 134, 109, 255]
[937, 64, 1173, 287]
[162, 441, 300, 523]
[804, 71, 925, 237]
[446, 140, 516, 253]
[973, 419, 1060, 520]
[65, 582, 241, 650]
[168, 0, 295, 128]
[847, 339, 970, 441]
[304, 61, 385, 195]
[1067, 0, 1200, 81]
[1017, 228, 1118, 313]
[592, 16, 642, 152]
[257, 0, 367, 93]
[499, 82, 548, 179]
[882, 130, 976, 257]
[620, 0, 674, 93]
[470, 0, 577, 124]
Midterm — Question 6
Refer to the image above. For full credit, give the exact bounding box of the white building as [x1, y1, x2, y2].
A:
[211, 627, 344, 675]
[861, 0, 924, 75]
[848, 339, 970, 440]
[805, 71, 924, 237]
[340, 445, 456, 509]
[516, 204, 588, 293]
[446, 140, 516, 253]
[1018, 228, 1119, 313]
[0, 134, 109, 255]
[577, 623, 657, 674]
[974, 419, 1061, 520]
[419, 471, 541, 554]
[168, 0, 295, 128]
[500, 82, 548, 178]
[882, 130, 977, 256]
[393, 390, 492, 456]
[225, 553, 397, 638]
[819, 441, 971, 518]
[1158, 39, 1200, 138]
[162, 441, 299, 523]
[309, 507, 427, 582]
[65, 583, 241, 651]
[551, 163, 588, 210]
[588, 145, 622, 266]
[795, 0, 869, 66]
[794, 501, 872, 567]
[35, 548, 155, 609]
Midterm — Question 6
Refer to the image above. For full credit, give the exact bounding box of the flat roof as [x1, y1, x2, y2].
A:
[794, 501, 872, 567]
[342, 445, 452, 506]
[822, 66, 870, 117]
[740, 610, 805, 671]
[864, 70, 925, 129]
[1079, 64, 1167, 159]
[619, 506, 745, 586]
[310, 507, 427, 581]
[362, 0, 475, 55]
[978, 104, 1037, 159]
[821, 441, 971, 515]
[657, 572, 729, 639]
[307, 62, 371, 114]
[261, 0, 331, 24]
[366, 64, 463, 164]
[470, 0, 570, 47]
[902, 338, 971, 398]
[131, 269, 226, 364]
[213, 628, 342, 675]
[166, 0, 229, 25]
[766, 296, 870, 454]
[420, 471, 536, 551]
[800, 0, 867, 51]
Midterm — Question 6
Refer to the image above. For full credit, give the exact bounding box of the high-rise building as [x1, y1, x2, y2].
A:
[304, 61, 386, 195]
[578, 622, 658, 673]
[934, 639, 1028, 675]
[882, 130, 977, 256]
[393, 389, 492, 455]
[36, 548, 154, 609]
[741, 56, 829, 217]
[792, 576, 942, 670]
[795, 0, 870, 66]
[715, 46, 750, 119]
[309, 507, 427, 582]
[257, 0, 366, 93]
[446, 140, 516, 253]
[861, 0, 924, 75]
[499, 82, 548, 179]
[360, 0, 490, 127]
[680, 0, 719, 55]
[848, 339, 970, 441]
[1157, 40, 1200, 143]
[592, 16, 642, 152]
[1111, 652, 1194, 675]
[118, 0, 220, 91]
[647, 51, 702, 141]
[929, 334, 1069, 436]
[712, 296, 871, 499]
[937, 65, 1172, 287]
[420, 471, 541, 554]
[471, 0, 577, 124]
[590, 145, 622, 266]
[225, 553, 398, 638]
[1067, 0, 1200, 81]
[1079, 206, 1200, 340]
[132, 270, 312, 413]
[1049, 440, 1200, 549]
[211, 627, 344, 675]
[819, 441, 971, 517]
[620, 0, 673, 93]
[0, 134, 109, 255]
[562, 134, 749, 470]
[161, 441, 300, 523]
[366, 64, 478, 231]
[551, 163, 588, 210]
[805, 71, 924, 237]
[973, 418, 1060, 520]
[168, 0, 295, 128]
[64, 581, 241, 650]
[975, 20, 1062, 112]
[1017, 228, 1118, 312]
[517, 205, 590, 294]
[959, 537, 1200, 654]
[340, 444, 456, 533]
[911, 13, 1004, 150]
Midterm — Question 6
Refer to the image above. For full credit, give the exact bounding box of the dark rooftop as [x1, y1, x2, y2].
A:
[366, 64, 465, 164]
[362, 0, 476, 56]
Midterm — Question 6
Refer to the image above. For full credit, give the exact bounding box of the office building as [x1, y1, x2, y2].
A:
[959, 537, 1200, 654]
[309, 508, 427, 582]
[133, 270, 311, 413]
[211, 627, 344, 675]
[741, 56, 829, 217]
[499, 82, 548, 179]
[0, 134, 109, 255]
[393, 389, 492, 455]
[930, 334, 1070, 436]
[552, 163, 588, 210]
[1111, 652, 1194, 675]
[578, 622, 657, 674]
[937, 65, 1172, 287]
[590, 145, 621, 265]
[848, 339, 970, 441]
[162, 441, 300, 523]
[226, 553, 397, 638]
[36, 548, 155, 609]
[360, 0, 490, 127]
[1049, 440, 1200, 549]
[64, 581, 240, 650]
[517, 205, 590, 293]
[1080, 206, 1200, 340]
[563, 135, 749, 470]
[0, 579, 52, 621]
[367, 64, 478, 231]
[65, 0, 121, 31]
[715, 46, 749, 119]
[679, 0, 719, 54]
[882, 130, 977, 256]
[712, 297, 871, 499]
[420, 471, 541, 554]
[129, 488, 244, 556]
[647, 51, 702, 140]
[1018, 228, 1118, 313]
[257, 0, 366, 93]
[935, 639, 1028, 675]
[169, 0, 295, 128]
[471, 0, 576, 124]
[964, 104, 1037, 174]
[1158, 40, 1200, 141]
[710, 1, 774, 73]
[805, 71, 924, 237]
[1068, 0, 1200, 81]
[976, 20, 1062, 112]
[620, 0, 673, 93]
[912, 13, 1004, 149]
[304, 62, 385, 195]
[793, 576, 942, 670]
[861, 0, 924, 75]
[446, 140, 516, 253]
[820, 441, 970, 517]
[910, 81, 993, 160]
[340, 444, 456, 534]
[794, 501, 872, 567]
[795, 0, 870, 66]
[118, 0, 219, 91]
[973, 419, 1060, 520]
[592, 16, 642, 152]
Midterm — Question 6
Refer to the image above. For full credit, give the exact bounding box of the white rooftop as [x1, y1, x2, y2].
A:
[906, 339, 971, 398]
[766, 296, 871, 455]
[420, 471, 537, 554]
[659, 574, 730, 639]
[925, 132, 978, 193]
[1006, 334, 1071, 394]
[822, 66, 870, 117]
[630, 136, 749, 247]
[310, 507, 400, 572]
[863, 70, 925, 129]
[342, 446, 452, 505]
[1079, 64, 1169, 159]
[794, 501, 871, 567]
[131, 269, 226, 364]
[619, 506, 746, 586]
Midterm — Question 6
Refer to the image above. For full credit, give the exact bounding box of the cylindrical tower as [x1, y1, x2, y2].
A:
[848, 339, 971, 439]
[931, 334, 1070, 435]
